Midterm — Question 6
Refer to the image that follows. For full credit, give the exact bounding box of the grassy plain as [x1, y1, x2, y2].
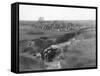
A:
[19, 20, 96, 71]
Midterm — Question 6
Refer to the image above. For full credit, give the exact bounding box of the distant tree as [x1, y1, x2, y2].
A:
[38, 17, 44, 21]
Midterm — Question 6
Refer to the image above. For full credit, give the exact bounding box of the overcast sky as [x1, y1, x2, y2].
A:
[19, 5, 96, 21]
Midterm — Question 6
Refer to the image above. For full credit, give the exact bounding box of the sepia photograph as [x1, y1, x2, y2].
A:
[18, 4, 97, 72]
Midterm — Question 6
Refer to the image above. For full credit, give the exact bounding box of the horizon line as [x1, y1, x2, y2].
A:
[19, 19, 96, 21]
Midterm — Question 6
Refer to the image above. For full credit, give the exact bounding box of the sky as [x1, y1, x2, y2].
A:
[19, 5, 96, 21]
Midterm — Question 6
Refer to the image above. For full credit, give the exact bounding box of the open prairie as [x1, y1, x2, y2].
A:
[19, 20, 96, 71]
